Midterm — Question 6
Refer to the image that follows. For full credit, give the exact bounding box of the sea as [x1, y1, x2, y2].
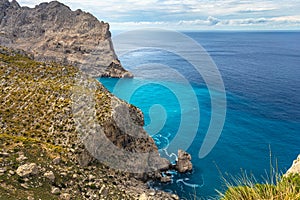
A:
[98, 31, 300, 199]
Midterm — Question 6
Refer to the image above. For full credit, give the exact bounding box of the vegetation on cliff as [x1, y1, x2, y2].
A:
[218, 164, 300, 200]
[0, 46, 177, 200]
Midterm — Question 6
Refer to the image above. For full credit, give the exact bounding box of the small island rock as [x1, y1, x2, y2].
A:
[175, 149, 193, 173]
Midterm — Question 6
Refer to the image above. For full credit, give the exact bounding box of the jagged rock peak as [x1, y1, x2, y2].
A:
[0, 0, 133, 78]
[36, 1, 70, 9]
[0, 0, 19, 10]
[9, 0, 20, 8]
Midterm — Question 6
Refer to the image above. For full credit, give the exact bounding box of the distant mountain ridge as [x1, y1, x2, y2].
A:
[0, 0, 132, 78]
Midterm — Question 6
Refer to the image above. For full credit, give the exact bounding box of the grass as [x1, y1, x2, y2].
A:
[217, 149, 300, 200]
[0, 46, 131, 199]
[218, 172, 300, 200]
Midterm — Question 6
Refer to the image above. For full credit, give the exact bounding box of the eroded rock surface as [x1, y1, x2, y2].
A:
[16, 163, 39, 177]
[175, 149, 193, 173]
[285, 154, 300, 176]
[0, 0, 132, 78]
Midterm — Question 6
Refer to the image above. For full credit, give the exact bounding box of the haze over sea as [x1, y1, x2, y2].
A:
[99, 31, 300, 199]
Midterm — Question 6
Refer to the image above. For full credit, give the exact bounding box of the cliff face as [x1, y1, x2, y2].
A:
[0, 0, 132, 78]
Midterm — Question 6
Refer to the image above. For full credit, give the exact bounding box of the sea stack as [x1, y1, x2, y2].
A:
[176, 149, 193, 173]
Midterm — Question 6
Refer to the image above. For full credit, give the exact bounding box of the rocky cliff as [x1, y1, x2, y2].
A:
[285, 154, 300, 176]
[0, 0, 132, 78]
[0, 46, 177, 199]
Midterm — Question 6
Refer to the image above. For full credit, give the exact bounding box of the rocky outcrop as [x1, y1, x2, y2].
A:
[0, 46, 176, 199]
[0, 0, 132, 78]
[285, 154, 300, 176]
[175, 149, 193, 173]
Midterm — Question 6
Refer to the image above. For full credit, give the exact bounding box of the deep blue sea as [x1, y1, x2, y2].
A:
[99, 31, 300, 199]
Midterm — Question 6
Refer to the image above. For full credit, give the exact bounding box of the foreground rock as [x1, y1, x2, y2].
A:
[0, 0, 132, 78]
[16, 163, 39, 177]
[175, 149, 193, 173]
[44, 171, 55, 182]
[285, 154, 300, 176]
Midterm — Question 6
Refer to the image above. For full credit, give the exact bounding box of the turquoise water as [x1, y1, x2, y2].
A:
[99, 31, 300, 199]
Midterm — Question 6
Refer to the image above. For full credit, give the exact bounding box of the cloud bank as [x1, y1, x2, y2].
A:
[17, 0, 300, 30]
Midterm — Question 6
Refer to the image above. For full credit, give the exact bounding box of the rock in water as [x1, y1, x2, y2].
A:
[176, 149, 193, 173]
[160, 175, 172, 183]
[0, 0, 132, 78]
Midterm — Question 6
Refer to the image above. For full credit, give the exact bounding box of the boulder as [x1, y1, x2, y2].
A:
[60, 193, 71, 200]
[16, 163, 38, 177]
[52, 157, 61, 165]
[160, 175, 172, 183]
[51, 187, 60, 195]
[139, 193, 148, 200]
[175, 149, 192, 173]
[44, 171, 55, 182]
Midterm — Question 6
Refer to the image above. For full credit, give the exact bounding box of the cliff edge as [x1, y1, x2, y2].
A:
[285, 154, 300, 176]
[0, 46, 176, 199]
[0, 0, 132, 78]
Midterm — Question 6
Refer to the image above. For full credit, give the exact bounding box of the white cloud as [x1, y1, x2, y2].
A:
[16, 0, 300, 30]
[223, 15, 300, 26]
[111, 15, 300, 30]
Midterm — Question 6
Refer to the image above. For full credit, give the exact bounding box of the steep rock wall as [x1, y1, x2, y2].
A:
[0, 0, 132, 78]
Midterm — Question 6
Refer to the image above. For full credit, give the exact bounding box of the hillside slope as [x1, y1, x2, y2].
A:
[0, 46, 177, 200]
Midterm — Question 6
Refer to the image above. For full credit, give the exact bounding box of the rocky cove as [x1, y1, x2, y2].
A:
[0, 0, 194, 199]
[1, 1, 300, 200]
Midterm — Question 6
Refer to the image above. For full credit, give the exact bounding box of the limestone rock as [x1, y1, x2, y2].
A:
[88, 174, 96, 181]
[171, 194, 180, 200]
[0, 152, 9, 157]
[44, 171, 55, 182]
[285, 154, 300, 176]
[0, 0, 132, 78]
[21, 183, 29, 189]
[175, 149, 192, 173]
[60, 193, 71, 200]
[16, 154, 28, 162]
[16, 163, 38, 177]
[77, 150, 94, 167]
[0, 168, 6, 173]
[52, 156, 61, 165]
[51, 187, 60, 195]
[139, 193, 148, 200]
[160, 175, 172, 183]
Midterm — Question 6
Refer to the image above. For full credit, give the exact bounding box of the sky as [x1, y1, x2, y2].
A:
[18, 0, 300, 31]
